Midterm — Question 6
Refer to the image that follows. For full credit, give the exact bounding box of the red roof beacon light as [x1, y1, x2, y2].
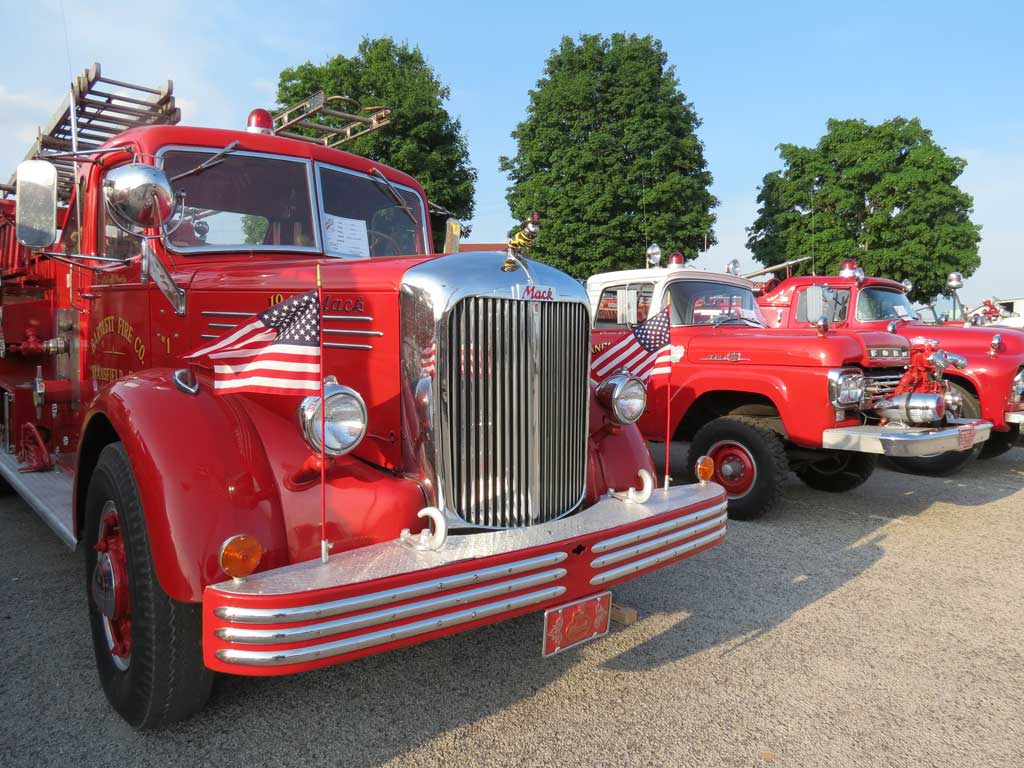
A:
[246, 108, 274, 135]
[668, 252, 686, 269]
[838, 259, 859, 277]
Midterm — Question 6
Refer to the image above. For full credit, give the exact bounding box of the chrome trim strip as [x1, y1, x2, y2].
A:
[214, 551, 569, 623]
[323, 314, 373, 322]
[216, 568, 567, 644]
[200, 333, 217, 340]
[201, 310, 252, 318]
[590, 514, 726, 569]
[207, 322, 236, 329]
[590, 528, 726, 586]
[323, 328, 383, 337]
[216, 585, 567, 666]
[324, 342, 372, 350]
[591, 501, 728, 554]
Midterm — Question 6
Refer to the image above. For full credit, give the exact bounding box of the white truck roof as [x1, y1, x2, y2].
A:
[585, 266, 756, 312]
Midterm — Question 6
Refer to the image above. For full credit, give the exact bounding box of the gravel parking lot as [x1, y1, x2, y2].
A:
[2, 449, 1022, 768]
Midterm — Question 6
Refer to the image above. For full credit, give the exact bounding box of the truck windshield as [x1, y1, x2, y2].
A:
[856, 287, 917, 322]
[667, 280, 767, 327]
[317, 164, 427, 258]
[161, 149, 317, 253]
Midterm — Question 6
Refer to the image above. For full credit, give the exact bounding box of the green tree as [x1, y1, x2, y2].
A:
[500, 33, 717, 277]
[277, 37, 477, 251]
[746, 117, 981, 302]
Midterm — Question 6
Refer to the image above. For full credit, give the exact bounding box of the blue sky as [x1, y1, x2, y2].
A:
[2, 0, 1021, 304]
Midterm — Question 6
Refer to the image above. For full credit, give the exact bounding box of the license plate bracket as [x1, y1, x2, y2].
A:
[542, 592, 612, 657]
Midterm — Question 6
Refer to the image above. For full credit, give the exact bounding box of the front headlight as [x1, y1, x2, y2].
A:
[298, 376, 367, 456]
[596, 371, 647, 424]
[1011, 369, 1024, 404]
[829, 369, 865, 408]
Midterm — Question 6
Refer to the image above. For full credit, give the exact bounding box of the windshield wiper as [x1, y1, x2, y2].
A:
[712, 314, 764, 328]
[170, 141, 240, 182]
[370, 167, 416, 225]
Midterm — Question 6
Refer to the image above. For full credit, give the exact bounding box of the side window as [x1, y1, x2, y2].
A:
[594, 283, 655, 328]
[595, 284, 626, 328]
[634, 283, 654, 322]
[796, 288, 850, 323]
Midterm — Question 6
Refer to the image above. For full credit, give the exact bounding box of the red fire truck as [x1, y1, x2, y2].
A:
[587, 256, 991, 519]
[756, 260, 1024, 473]
[1, 65, 727, 728]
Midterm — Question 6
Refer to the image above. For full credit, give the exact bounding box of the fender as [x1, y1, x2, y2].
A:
[586, 388, 656, 503]
[653, 366, 846, 448]
[943, 368, 1012, 430]
[76, 368, 290, 603]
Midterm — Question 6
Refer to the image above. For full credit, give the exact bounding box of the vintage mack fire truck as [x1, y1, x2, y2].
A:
[756, 260, 1024, 472]
[587, 255, 992, 519]
[1, 65, 728, 728]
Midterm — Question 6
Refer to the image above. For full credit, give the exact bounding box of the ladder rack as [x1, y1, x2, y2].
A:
[19, 63, 180, 201]
[272, 91, 392, 149]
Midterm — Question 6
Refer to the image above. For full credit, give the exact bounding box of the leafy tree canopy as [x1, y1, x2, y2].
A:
[746, 117, 981, 302]
[277, 37, 477, 251]
[500, 33, 717, 278]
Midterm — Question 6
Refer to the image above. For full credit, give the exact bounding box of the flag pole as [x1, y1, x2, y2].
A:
[318, 264, 329, 564]
[663, 289, 672, 492]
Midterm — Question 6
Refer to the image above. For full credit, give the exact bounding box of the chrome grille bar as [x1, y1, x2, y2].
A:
[441, 297, 589, 527]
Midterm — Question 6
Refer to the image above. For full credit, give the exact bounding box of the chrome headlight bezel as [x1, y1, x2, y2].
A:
[1011, 368, 1024, 404]
[596, 371, 648, 424]
[298, 376, 368, 456]
[828, 368, 866, 409]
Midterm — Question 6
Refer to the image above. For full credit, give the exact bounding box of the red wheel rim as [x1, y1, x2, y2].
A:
[707, 441, 758, 499]
[91, 501, 132, 671]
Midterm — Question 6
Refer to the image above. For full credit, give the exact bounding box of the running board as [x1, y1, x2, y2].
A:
[0, 450, 75, 548]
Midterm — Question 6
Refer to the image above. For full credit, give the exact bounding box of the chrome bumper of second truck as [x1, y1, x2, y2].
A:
[204, 483, 726, 671]
[821, 418, 992, 456]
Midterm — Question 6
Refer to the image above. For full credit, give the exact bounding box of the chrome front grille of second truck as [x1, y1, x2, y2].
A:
[439, 297, 590, 528]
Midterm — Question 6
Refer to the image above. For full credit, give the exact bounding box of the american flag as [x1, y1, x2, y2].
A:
[591, 306, 672, 381]
[186, 290, 321, 395]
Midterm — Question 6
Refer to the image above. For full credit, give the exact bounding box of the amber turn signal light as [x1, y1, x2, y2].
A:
[219, 534, 263, 580]
[694, 455, 715, 485]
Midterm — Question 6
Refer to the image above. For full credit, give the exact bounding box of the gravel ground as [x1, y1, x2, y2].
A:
[1, 448, 1022, 768]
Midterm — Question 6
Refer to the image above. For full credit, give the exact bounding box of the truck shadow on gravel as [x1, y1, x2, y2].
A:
[2, 452, 1021, 768]
[600, 445, 1023, 674]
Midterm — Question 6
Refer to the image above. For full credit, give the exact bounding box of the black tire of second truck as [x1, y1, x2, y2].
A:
[795, 451, 877, 493]
[687, 415, 788, 520]
[84, 442, 214, 729]
[887, 382, 981, 477]
[978, 423, 1019, 460]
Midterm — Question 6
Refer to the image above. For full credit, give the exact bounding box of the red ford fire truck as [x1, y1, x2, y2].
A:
[587, 255, 991, 519]
[1, 65, 727, 728]
[755, 260, 1024, 472]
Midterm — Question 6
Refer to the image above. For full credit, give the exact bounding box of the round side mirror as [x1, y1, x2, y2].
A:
[103, 163, 175, 232]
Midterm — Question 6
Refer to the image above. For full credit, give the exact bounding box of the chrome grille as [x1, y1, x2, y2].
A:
[439, 297, 590, 528]
[863, 370, 904, 405]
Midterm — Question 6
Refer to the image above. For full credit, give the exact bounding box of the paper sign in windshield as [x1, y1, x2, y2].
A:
[324, 214, 370, 259]
[894, 305, 908, 317]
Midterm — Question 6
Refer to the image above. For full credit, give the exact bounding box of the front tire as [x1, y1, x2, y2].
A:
[887, 382, 981, 476]
[794, 451, 876, 492]
[687, 415, 788, 520]
[84, 443, 213, 729]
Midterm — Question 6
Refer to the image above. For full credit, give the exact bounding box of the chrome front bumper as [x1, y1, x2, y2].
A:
[1005, 411, 1024, 425]
[821, 419, 992, 457]
[203, 482, 727, 674]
